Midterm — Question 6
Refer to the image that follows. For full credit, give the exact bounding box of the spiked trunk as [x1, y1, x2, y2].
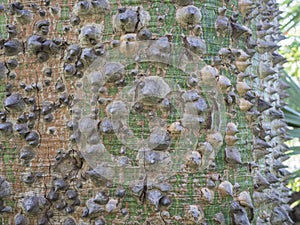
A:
[0, 0, 293, 224]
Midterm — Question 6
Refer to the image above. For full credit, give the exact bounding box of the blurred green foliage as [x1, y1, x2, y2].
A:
[280, 0, 300, 33]
[280, 37, 300, 80]
[280, 0, 300, 210]
[279, 0, 300, 79]
[282, 72, 300, 175]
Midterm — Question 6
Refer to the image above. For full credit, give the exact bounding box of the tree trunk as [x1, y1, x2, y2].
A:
[0, 0, 293, 224]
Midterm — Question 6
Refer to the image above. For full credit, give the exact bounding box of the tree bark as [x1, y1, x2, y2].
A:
[0, 0, 293, 224]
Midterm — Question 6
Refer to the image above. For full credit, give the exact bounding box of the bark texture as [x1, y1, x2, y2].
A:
[0, 0, 293, 224]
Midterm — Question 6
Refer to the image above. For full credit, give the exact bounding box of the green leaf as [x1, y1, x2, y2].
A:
[289, 128, 300, 138]
[286, 146, 300, 155]
[281, 72, 300, 111]
[291, 199, 300, 208]
[283, 107, 300, 127]
[284, 106, 300, 117]
[290, 170, 300, 180]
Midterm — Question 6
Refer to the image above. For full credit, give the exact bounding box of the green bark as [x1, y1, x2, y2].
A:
[0, 0, 293, 224]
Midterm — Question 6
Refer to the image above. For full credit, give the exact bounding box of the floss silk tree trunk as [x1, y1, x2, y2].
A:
[0, 0, 293, 224]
